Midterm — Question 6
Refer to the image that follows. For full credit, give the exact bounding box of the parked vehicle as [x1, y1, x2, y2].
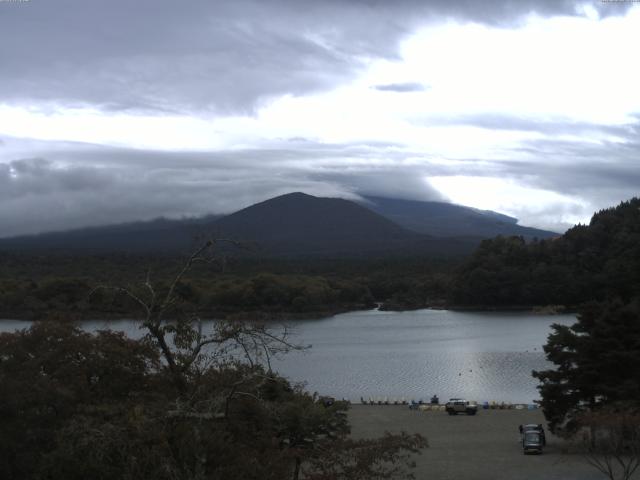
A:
[319, 396, 335, 407]
[522, 431, 544, 454]
[519, 424, 546, 446]
[445, 398, 478, 415]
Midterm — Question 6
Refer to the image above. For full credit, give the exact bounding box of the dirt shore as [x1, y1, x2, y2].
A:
[348, 405, 617, 480]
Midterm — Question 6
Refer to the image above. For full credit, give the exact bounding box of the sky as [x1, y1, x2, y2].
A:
[1, 0, 639, 237]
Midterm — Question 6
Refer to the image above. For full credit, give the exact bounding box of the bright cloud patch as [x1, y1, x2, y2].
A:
[430, 176, 589, 231]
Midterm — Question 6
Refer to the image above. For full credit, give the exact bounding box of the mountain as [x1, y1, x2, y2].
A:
[0, 192, 553, 256]
[211, 192, 411, 254]
[0, 193, 477, 257]
[210, 192, 474, 256]
[360, 196, 558, 239]
[0, 215, 222, 253]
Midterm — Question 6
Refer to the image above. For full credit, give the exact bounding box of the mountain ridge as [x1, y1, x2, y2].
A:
[360, 195, 557, 240]
[0, 192, 555, 256]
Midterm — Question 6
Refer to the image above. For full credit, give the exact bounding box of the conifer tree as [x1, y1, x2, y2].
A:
[534, 298, 640, 434]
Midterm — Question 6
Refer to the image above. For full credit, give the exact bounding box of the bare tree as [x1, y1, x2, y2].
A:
[578, 408, 640, 480]
[89, 240, 426, 480]
[93, 239, 304, 392]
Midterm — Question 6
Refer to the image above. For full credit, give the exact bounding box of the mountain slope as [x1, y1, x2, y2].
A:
[0, 216, 221, 253]
[211, 192, 434, 255]
[0, 192, 552, 257]
[361, 196, 558, 239]
[0, 193, 479, 257]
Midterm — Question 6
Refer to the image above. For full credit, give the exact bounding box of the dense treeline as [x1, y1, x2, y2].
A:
[450, 198, 640, 307]
[0, 255, 459, 319]
[0, 275, 373, 320]
[519, 198, 640, 456]
[0, 242, 427, 479]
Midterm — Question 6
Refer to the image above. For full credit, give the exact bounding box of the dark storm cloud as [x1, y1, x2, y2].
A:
[0, 139, 446, 237]
[0, 0, 630, 113]
[506, 135, 640, 198]
[0, 155, 318, 237]
[0, 0, 401, 113]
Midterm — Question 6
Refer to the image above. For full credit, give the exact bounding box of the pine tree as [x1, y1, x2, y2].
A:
[534, 298, 640, 434]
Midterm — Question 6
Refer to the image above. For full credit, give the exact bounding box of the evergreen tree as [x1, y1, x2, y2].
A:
[534, 298, 640, 434]
[451, 197, 640, 307]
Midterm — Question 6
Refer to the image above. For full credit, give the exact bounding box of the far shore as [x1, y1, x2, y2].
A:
[381, 303, 576, 314]
[0, 303, 577, 323]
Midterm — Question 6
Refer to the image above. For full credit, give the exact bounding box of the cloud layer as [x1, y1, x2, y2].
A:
[1, 1, 638, 237]
[2, 127, 638, 237]
[1, 0, 630, 113]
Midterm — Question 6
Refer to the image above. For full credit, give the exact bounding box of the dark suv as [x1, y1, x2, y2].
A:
[520, 424, 546, 454]
[520, 424, 546, 444]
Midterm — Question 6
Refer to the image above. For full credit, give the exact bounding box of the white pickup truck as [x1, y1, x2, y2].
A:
[445, 398, 478, 416]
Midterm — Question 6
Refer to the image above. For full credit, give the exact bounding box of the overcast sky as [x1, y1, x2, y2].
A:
[1, 0, 639, 237]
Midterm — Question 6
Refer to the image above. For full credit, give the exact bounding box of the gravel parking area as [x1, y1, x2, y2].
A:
[348, 405, 617, 480]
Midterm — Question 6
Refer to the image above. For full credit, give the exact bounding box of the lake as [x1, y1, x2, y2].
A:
[0, 309, 575, 403]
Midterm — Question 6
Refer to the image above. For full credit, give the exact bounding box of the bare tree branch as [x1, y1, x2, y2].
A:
[579, 408, 640, 480]
[94, 239, 305, 393]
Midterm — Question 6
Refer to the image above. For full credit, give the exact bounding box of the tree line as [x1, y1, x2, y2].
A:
[0, 255, 458, 320]
[483, 199, 640, 479]
[450, 198, 640, 307]
[0, 242, 427, 480]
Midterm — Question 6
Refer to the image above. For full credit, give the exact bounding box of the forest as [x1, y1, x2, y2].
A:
[0, 254, 457, 320]
[450, 198, 640, 308]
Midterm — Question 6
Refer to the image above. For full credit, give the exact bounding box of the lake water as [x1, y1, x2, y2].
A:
[0, 309, 575, 404]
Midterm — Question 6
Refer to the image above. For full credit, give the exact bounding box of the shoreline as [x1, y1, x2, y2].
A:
[0, 302, 576, 323]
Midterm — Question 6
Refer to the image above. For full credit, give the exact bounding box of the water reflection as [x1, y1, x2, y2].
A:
[0, 309, 575, 403]
[272, 309, 575, 403]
